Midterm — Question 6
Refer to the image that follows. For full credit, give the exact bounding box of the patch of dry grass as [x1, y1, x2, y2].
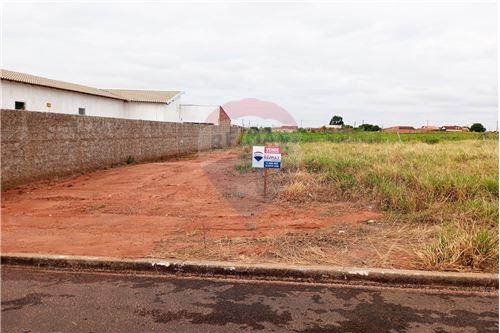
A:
[151, 222, 435, 269]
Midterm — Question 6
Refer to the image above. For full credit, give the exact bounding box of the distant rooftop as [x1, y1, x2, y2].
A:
[384, 126, 415, 130]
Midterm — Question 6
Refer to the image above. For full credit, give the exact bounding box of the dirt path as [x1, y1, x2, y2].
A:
[2, 149, 418, 268]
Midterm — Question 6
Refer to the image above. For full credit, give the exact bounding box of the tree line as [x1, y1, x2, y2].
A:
[330, 115, 487, 132]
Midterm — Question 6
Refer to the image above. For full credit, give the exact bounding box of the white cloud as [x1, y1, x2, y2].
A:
[2, 2, 497, 129]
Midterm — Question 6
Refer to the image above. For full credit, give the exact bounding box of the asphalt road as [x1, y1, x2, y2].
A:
[1, 266, 498, 333]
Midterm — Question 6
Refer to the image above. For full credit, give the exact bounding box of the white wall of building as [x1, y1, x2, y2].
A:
[179, 104, 219, 124]
[1, 80, 183, 122]
[1, 80, 125, 118]
[124, 98, 181, 122]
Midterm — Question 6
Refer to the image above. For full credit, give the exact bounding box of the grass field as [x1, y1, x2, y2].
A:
[241, 131, 499, 272]
[242, 130, 497, 145]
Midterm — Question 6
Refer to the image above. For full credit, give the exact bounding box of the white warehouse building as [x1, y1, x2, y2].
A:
[0, 69, 226, 124]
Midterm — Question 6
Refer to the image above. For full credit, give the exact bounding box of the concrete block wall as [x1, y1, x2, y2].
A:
[1, 109, 241, 189]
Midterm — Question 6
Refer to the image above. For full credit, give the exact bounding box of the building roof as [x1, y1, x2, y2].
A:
[385, 126, 415, 130]
[441, 125, 464, 129]
[104, 89, 181, 103]
[1, 69, 124, 100]
[1, 69, 181, 103]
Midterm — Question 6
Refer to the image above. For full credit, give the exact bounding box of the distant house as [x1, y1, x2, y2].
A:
[440, 125, 469, 132]
[382, 126, 415, 133]
[325, 124, 342, 129]
[420, 125, 440, 132]
[273, 125, 298, 133]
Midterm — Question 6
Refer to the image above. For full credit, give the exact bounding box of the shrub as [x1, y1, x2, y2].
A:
[235, 161, 252, 173]
[248, 127, 259, 134]
[358, 123, 381, 132]
[424, 137, 440, 144]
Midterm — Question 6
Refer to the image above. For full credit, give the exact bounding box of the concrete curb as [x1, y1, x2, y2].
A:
[2, 253, 498, 289]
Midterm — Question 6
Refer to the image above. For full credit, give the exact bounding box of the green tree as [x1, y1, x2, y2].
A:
[470, 123, 486, 132]
[330, 115, 344, 126]
[358, 124, 381, 132]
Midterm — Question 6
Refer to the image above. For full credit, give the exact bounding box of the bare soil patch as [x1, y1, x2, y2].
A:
[2, 149, 430, 269]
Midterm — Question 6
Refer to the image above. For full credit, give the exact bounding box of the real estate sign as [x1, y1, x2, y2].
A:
[263, 146, 281, 168]
[252, 146, 281, 169]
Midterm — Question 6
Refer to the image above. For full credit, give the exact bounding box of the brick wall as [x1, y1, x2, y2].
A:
[1, 109, 241, 189]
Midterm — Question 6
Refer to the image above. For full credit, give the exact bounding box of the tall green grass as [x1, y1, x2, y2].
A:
[275, 140, 498, 271]
[242, 131, 498, 145]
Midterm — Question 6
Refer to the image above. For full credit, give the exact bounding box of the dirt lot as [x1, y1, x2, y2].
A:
[1, 149, 428, 269]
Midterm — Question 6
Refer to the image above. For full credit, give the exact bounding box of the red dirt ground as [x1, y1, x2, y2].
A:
[2, 149, 393, 266]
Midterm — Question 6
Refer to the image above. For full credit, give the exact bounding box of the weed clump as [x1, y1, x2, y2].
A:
[235, 161, 252, 173]
[417, 223, 498, 271]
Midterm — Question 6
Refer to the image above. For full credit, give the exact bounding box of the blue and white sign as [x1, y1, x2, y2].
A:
[264, 146, 281, 168]
[264, 160, 281, 168]
[252, 146, 265, 168]
[252, 146, 282, 169]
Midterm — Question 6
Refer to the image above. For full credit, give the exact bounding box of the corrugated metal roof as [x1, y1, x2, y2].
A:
[104, 89, 181, 103]
[1, 69, 182, 103]
[1, 69, 123, 100]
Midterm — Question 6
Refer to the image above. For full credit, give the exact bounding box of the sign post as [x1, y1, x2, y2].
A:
[263, 168, 268, 197]
[252, 145, 281, 198]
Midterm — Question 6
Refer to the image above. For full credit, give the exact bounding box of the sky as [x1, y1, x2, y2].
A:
[2, 2, 498, 129]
